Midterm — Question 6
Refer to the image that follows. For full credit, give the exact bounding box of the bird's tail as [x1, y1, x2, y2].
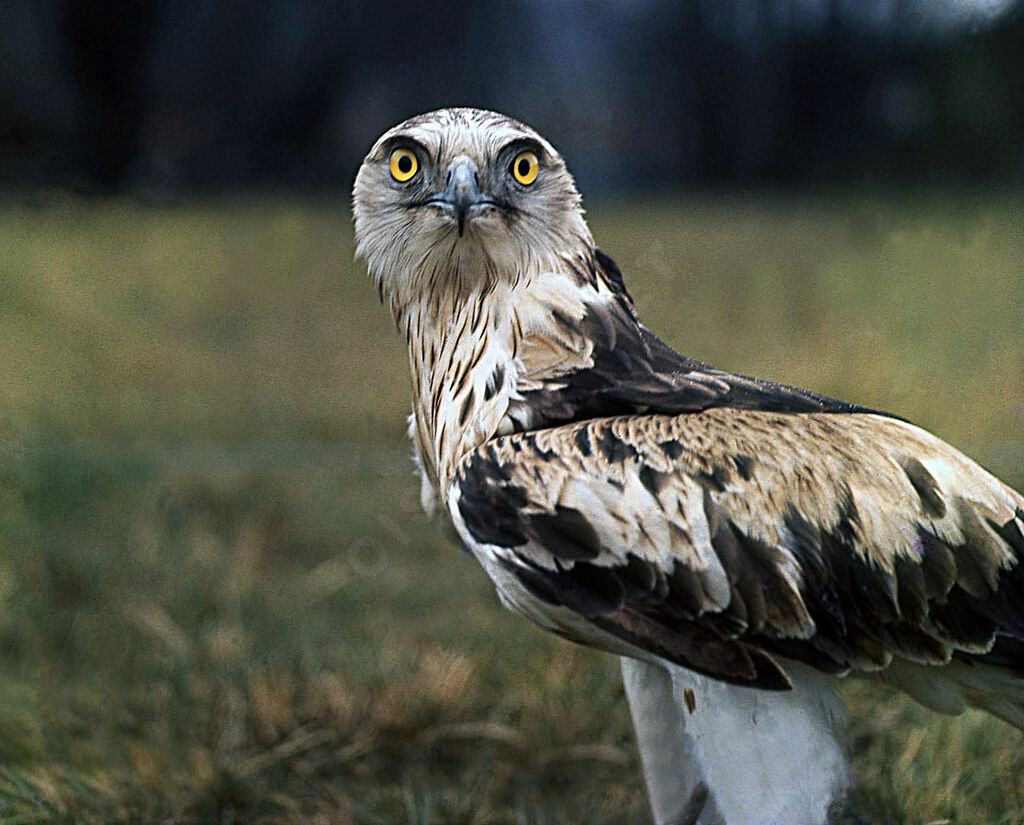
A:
[955, 637, 1024, 731]
[880, 639, 1024, 731]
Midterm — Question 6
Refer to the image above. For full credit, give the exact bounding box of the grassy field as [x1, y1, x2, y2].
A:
[0, 193, 1022, 824]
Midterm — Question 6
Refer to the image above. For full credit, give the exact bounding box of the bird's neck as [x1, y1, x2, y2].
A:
[400, 257, 604, 505]
[403, 282, 518, 502]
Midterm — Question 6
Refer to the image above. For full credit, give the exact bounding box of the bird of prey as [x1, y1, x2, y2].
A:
[352, 108, 1024, 825]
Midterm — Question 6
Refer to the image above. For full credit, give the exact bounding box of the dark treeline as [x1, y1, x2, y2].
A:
[0, 0, 1021, 195]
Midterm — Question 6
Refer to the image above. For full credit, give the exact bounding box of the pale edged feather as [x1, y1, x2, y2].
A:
[451, 409, 1024, 698]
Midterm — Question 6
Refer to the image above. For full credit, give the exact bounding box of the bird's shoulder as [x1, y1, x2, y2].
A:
[511, 248, 883, 432]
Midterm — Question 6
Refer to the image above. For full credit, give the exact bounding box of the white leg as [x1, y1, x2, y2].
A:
[668, 663, 851, 825]
[620, 656, 723, 825]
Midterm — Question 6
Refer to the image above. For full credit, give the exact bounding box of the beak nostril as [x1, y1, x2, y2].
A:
[445, 170, 452, 186]
[473, 172, 480, 187]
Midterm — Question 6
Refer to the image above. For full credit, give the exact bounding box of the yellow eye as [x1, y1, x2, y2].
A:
[389, 148, 419, 182]
[511, 151, 539, 185]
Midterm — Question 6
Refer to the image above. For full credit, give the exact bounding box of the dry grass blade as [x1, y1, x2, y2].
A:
[535, 743, 632, 769]
[236, 726, 337, 777]
[418, 721, 526, 751]
[123, 602, 191, 657]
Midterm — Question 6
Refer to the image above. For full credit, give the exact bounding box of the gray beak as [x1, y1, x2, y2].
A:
[444, 160, 482, 236]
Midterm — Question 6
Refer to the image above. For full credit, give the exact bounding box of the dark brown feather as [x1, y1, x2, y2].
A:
[507, 250, 892, 436]
[454, 410, 1024, 689]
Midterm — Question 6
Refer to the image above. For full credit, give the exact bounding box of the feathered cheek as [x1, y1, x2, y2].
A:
[362, 218, 439, 274]
[398, 211, 449, 246]
[463, 207, 508, 235]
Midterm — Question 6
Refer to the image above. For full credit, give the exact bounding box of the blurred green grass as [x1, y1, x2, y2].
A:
[0, 194, 1022, 824]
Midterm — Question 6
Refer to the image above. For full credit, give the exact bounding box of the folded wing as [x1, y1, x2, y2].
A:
[451, 409, 1024, 690]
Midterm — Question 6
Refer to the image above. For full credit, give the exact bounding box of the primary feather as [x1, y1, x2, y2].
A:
[353, 107, 1024, 824]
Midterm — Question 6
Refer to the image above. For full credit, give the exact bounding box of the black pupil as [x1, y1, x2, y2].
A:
[517, 158, 530, 177]
[397, 154, 412, 174]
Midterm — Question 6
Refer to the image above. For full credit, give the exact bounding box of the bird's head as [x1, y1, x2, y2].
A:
[353, 108, 592, 313]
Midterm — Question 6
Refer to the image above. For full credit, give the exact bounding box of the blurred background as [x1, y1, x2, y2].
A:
[1, 2, 1023, 824]
[2, 0, 1024, 195]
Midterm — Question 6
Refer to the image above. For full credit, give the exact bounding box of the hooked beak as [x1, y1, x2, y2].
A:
[426, 159, 497, 236]
[446, 160, 480, 236]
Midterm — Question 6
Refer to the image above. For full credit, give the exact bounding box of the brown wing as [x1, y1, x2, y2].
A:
[507, 249, 887, 433]
[451, 409, 1024, 690]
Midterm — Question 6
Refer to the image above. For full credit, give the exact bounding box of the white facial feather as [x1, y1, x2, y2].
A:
[352, 108, 593, 320]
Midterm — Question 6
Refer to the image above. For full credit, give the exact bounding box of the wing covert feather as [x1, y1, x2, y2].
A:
[451, 409, 1024, 689]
